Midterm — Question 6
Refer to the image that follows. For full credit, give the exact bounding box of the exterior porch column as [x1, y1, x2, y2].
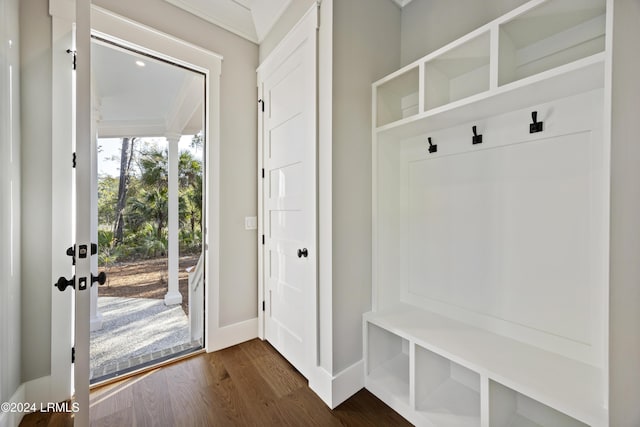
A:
[164, 133, 182, 306]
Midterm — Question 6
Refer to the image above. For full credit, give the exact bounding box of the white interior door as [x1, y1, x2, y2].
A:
[258, 7, 317, 379]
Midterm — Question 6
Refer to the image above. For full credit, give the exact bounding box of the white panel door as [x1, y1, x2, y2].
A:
[259, 7, 317, 379]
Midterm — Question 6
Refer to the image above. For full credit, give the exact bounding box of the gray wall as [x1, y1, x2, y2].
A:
[18, 0, 259, 382]
[20, 0, 52, 383]
[609, 0, 640, 425]
[0, 0, 22, 403]
[400, 0, 528, 65]
[331, 0, 400, 373]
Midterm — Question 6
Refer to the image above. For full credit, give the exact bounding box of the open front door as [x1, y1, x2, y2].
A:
[50, 3, 223, 423]
[73, 0, 92, 424]
[51, 0, 94, 422]
[49, 0, 94, 419]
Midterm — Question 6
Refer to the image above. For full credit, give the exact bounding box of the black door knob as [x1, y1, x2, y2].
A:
[297, 248, 308, 258]
[55, 276, 75, 292]
[92, 271, 107, 286]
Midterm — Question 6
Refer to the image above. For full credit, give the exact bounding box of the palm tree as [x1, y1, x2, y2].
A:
[138, 145, 168, 188]
[128, 186, 169, 242]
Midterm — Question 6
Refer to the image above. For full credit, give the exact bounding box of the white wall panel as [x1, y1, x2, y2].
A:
[388, 89, 607, 365]
[406, 132, 593, 343]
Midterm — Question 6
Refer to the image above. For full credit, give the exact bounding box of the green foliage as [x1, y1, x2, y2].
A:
[138, 144, 168, 188]
[97, 136, 204, 264]
[98, 176, 119, 226]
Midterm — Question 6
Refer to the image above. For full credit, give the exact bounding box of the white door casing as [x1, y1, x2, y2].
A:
[257, 5, 318, 380]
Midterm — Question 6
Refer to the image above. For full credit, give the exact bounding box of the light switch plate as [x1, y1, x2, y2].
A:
[245, 216, 257, 230]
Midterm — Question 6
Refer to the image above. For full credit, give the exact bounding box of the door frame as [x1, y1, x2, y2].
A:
[257, 3, 319, 372]
[50, 1, 222, 405]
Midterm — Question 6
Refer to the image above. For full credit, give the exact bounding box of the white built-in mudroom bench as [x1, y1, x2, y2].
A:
[364, 0, 612, 426]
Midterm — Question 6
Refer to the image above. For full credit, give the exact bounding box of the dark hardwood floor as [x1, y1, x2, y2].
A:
[20, 339, 411, 426]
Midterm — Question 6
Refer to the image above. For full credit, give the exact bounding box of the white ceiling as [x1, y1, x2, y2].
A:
[163, 0, 415, 44]
[163, 0, 292, 43]
[92, 41, 204, 138]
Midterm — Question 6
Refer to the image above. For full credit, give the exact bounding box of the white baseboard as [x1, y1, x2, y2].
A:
[206, 317, 258, 352]
[309, 360, 364, 409]
[0, 383, 25, 427]
[23, 376, 52, 406]
[331, 360, 364, 407]
[0, 375, 52, 427]
[309, 366, 333, 406]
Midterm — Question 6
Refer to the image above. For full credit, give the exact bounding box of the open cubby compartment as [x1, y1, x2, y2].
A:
[415, 345, 480, 427]
[498, 0, 606, 86]
[366, 322, 410, 405]
[376, 66, 419, 127]
[424, 31, 490, 111]
[489, 381, 588, 427]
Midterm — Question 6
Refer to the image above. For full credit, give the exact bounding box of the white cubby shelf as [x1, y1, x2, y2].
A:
[364, 307, 603, 427]
[373, 0, 607, 138]
[368, 0, 610, 425]
[366, 323, 411, 410]
[376, 53, 604, 141]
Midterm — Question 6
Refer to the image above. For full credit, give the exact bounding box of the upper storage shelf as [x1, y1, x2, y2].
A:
[376, 66, 419, 127]
[373, 0, 607, 135]
[498, 0, 606, 86]
[425, 31, 490, 111]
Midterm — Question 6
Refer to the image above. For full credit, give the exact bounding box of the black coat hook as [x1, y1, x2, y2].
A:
[472, 125, 483, 145]
[427, 137, 437, 153]
[530, 111, 543, 133]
